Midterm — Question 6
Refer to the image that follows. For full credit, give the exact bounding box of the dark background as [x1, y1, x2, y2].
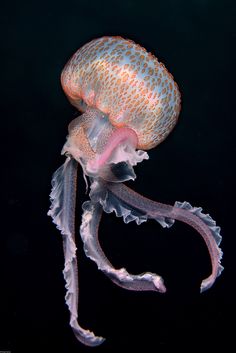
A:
[1, 0, 235, 352]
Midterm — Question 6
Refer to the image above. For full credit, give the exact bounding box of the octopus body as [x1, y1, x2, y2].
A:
[48, 36, 223, 346]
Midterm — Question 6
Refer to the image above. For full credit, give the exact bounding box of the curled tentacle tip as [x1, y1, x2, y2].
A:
[200, 281, 212, 293]
[88, 337, 106, 347]
[200, 264, 224, 293]
[79, 336, 106, 347]
[153, 276, 167, 293]
[73, 328, 106, 347]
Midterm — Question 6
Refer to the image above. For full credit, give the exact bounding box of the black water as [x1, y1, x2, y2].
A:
[1, 0, 235, 352]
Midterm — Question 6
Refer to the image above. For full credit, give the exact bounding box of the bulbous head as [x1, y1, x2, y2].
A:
[61, 36, 181, 151]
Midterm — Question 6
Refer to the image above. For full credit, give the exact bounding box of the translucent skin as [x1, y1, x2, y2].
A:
[48, 37, 223, 347]
[61, 36, 181, 150]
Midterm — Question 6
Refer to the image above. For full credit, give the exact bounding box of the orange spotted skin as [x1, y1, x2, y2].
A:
[61, 36, 181, 150]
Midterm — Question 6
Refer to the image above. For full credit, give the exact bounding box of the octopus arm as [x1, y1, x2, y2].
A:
[48, 157, 105, 346]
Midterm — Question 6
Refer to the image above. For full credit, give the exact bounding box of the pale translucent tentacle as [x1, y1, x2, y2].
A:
[48, 157, 105, 346]
[89, 179, 174, 228]
[174, 201, 223, 292]
[105, 182, 223, 292]
[80, 199, 166, 293]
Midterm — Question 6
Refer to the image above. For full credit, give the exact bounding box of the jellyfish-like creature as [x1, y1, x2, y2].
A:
[48, 36, 223, 346]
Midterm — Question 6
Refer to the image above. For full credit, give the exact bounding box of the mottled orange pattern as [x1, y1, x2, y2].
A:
[61, 36, 181, 150]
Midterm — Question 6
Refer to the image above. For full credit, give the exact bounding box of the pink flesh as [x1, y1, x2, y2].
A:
[88, 127, 138, 171]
